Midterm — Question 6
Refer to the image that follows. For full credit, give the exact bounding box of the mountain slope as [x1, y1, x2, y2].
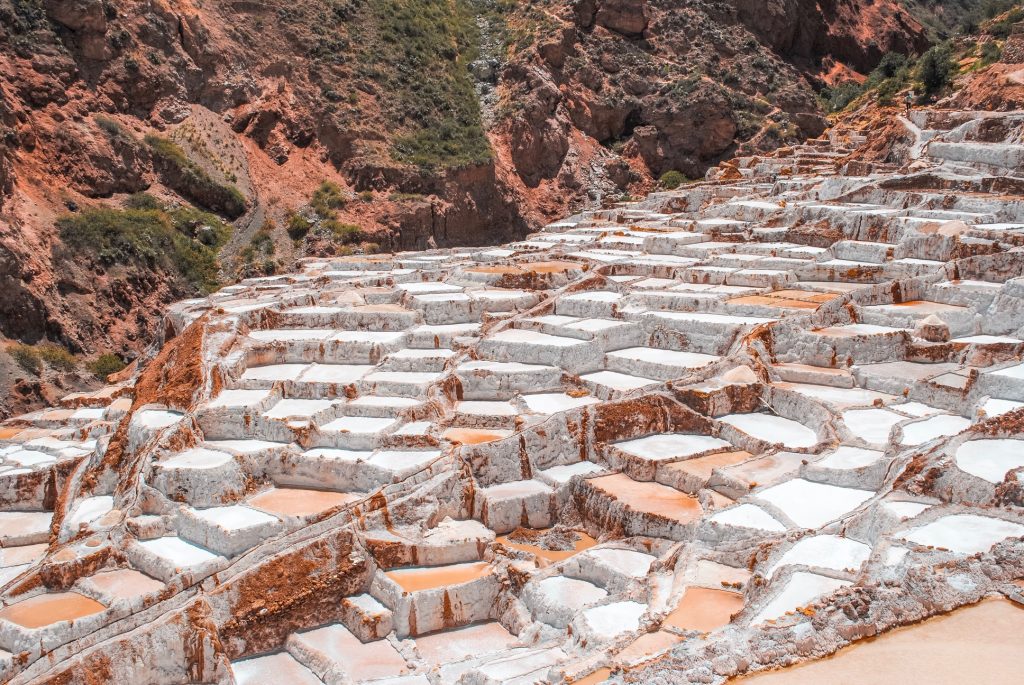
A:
[0, 0, 926, 416]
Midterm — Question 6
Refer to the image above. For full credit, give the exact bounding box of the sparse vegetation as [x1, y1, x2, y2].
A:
[899, 0, 1016, 38]
[288, 181, 374, 251]
[4, 341, 76, 376]
[368, 0, 493, 169]
[86, 354, 126, 380]
[388, 192, 427, 203]
[283, 0, 494, 170]
[982, 3, 1024, 38]
[240, 220, 279, 277]
[37, 343, 77, 372]
[823, 1, 1023, 112]
[979, 39, 1003, 65]
[94, 114, 130, 141]
[124, 192, 163, 210]
[56, 198, 231, 294]
[821, 51, 914, 112]
[819, 40, 966, 113]
[144, 134, 247, 218]
[824, 81, 866, 112]
[8, 344, 42, 375]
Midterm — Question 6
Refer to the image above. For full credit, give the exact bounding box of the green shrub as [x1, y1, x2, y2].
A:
[38, 343, 77, 372]
[286, 212, 313, 240]
[917, 42, 957, 95]
[979, 40, 1003, 65]
[359, 190, 374, 202]
[310, 181, 348, 216]
[659, 170, 686, 190]
[875, 76, 905, 106]
[821, 81, 858, 112]
[323, 220, 364, 244]
[123, 192, 162, 210]
[57, 205, 226, 294]
[8, 344, 41, 375]
[872, 52, 909, 80]
[87, 354, 126, 380]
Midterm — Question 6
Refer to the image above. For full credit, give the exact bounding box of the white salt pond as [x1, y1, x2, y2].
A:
[586, 548, 656, 578]
[756, 479, 874, 528]
[290, 623, 406, 681]
[752, 571, 850, 624]
[899, 415, 971, 445]
[131, 409, 184, 430]
[413, 621, 518, 665]
[580, 600, 648, 640]
[368, 449, 442, 472]
[901, 514, 1024, 554]
[233, 652, 324, 685]
[191, 505, 278, 531]
[240, 364, 309, 382]
[817, 446, 885, 470]
[606, 347, 719, 368]
[160, 448, 234, 470]
[206, 389, 272, 409]
[765, 535, 871, 578]
[522, 393, 601, 414]
[614, 433, 731, 461]
[305, 365, 380, 383]
[980, 398, 1024, 417]
[488, 328, 586, 347]
[777, 383, 895, 410]
[4, 449, 55, 468]
[458, 397, 520, 413]
[883, 501, 932, 520]
[709, 504, 787, 532]
[841, 408, 904, 444]
[954, 438, 1024, 483]
[529, 577, 608, 627]
[320, 416, 397, 433]
[719, 413, 817, 448]
[263, 399, 335, 419]
[580, 370, 660, 392]
[66, 496, 114, 528]
[138, 537, 219, 566]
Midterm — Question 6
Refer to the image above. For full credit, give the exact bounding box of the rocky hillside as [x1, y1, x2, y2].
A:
[0, 0, 927, 417]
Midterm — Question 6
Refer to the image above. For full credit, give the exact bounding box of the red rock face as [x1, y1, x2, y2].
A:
[731, 0, 928, 73]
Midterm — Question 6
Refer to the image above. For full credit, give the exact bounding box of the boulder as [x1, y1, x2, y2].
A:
[595, 0, 649, 37]
[44, 0, 108, 33]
